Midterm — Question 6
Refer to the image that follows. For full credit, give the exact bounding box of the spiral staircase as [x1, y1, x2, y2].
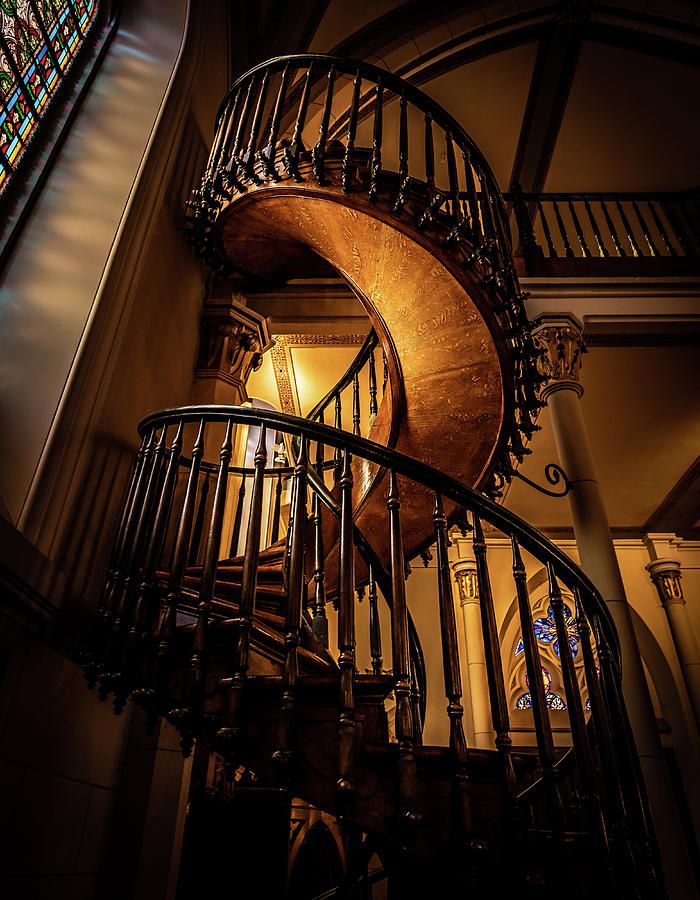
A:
[77, 55, 665, 898]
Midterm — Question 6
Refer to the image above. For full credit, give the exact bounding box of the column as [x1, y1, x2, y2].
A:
[190, 282, 272, 406]
[452, 549, 493, 749]
[645, 533, 700, 730]
[532, 313, 695, 897]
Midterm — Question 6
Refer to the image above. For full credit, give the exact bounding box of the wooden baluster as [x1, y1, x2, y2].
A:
[511, 183, 538, 255]
[567, 199, 590, 257]
[594, 617, 664, 898]
[472, 515, 517, 796]
[90, 434, 148, 678]
[393, 92, 410, 213]
[632, 200, 658, 256]
[316, 410, 326, 487]
[229, 471, 248, 559]
[615, 200, 641, 257]
[230, 77, 256, 181]
[584, 198, 608, 257]
[174, 419, 233, 753]
[511, 536, 564, 826]
[462, 148, 481, 242]
[284, 64, 314, 181]
[188, 470, 210, 566]
[537, 201, 558, 256]
[574, 588, 637, 878]
[206, 95, 232, 177]
[127, 422, 184, 700]
[434, 495, 476, 848]
[548, 565, 610, 862]
[445, 132, 460, 223]
[661, 199, 690, 255]
[311, 65, 336, 185]
[478, 172, 496, 251]
[387, 470, 420, 845]
[352, 371, 361, 436]
[241, 69, 269, 184]
[270, 469, 283, 544]
[218, 426, 267, 748]
[341, 70, 362, 192]
[258, 65, 290, 180]
[216, 88, 243, 173]
[647, 201, 676, 256]
[273, 437, 308, 773]
[382, 355, 388, 396]
[334, 393, 342, 481]
[367, 79, 383, 201]
[368, 565, 382, 675]
[336, 448, 356, 826]
[156, 420, 205, 706]
[106, 426, 167, 699]
[311, 492, 328, 647]
[552, 200, 574, 258]
[599, 197, 625, 257]
[410, 659, 423, 747]
[368, 346, 378, 419]
[419, 111, 438, 228]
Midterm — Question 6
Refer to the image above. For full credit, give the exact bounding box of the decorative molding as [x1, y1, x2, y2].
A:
[195, 299, 272, 388]
[646, 558, 684, 607]
[269, 333, 367, 416]
[532, 314, 585, 389]
[453, 565, 479, 605]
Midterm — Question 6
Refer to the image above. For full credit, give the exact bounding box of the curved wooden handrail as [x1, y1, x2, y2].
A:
[139, 404, 619, 656]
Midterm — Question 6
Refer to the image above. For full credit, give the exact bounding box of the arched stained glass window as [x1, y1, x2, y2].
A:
[0, 0, 97, 194]
[515, 666, 566, 711]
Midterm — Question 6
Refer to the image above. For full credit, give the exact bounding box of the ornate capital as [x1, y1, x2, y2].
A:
[531, 314, 585, 400]
[195, 297, 272, 388]
[646, 558, 684, 607]
[453, 562, 479, 605]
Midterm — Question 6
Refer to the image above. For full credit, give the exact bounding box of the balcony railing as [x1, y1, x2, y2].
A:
[506, 186, 700, 277]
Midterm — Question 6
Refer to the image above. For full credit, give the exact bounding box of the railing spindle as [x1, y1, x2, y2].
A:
[270, 469, 283, 544]
[241, 70, 269, 184]
[368, 564, 382, 675]
[434, 494, 475, 845]
[368, 346, 378, 418]
[189, 470, 210, 566]
[511, 535, 563, 825]
[352, 371, 361, 436]
[568, 200, 590, 257]
[393, 92, 409, 213]
[472, 515, 517, 796]
[175, 419, 233, 752]
[367, 79, 383, 201]
[341, 69, 362, 193]
[537, 201, 557, 256]
[258, 65, 290, 180]
[548, 565, 609, 860]
[311, 65, 336, 185]
[615, 200, 641, 257]
[229, 471, 247, 558]
[274, 436, 308, 773]
[387, 470, 419, 841]
[661, 199, 690, 254]
[552, 200, 574, 258]
[445, 132, 460, 223]
[336, 448, 356, 825]
[216, 88, 243, 173]
[230, 77, 256, 174]
[156, 420, 205, 705]
[599, 198, 625, 257]
[462, 148, 481, 242]
[311, 492, 328, 647]
[584, 199, 608, 257]
[284, 64, 314, 181]
[218, 425, 267, 748]
[646, 201, 676, 256]
[334, 393, 342, 480]
[632, 200, 658, 256]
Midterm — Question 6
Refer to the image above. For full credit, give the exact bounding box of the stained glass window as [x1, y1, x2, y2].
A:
[532, 603, 579, 659]
[515, 666, 566, 711]
[0, 0, 97, 193]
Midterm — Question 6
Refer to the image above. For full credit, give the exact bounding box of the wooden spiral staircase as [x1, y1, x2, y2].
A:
[76, 55, 666, 898]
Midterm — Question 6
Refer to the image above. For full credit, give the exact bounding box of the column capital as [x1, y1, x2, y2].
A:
[452, 560, 479, 606]
[646, 558, 684, 607]
[195, 297, 273, 389]
[531, 313, 586, 400]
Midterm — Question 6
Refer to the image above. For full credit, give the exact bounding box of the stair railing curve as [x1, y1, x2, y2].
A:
[80, 403, 663, 897]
